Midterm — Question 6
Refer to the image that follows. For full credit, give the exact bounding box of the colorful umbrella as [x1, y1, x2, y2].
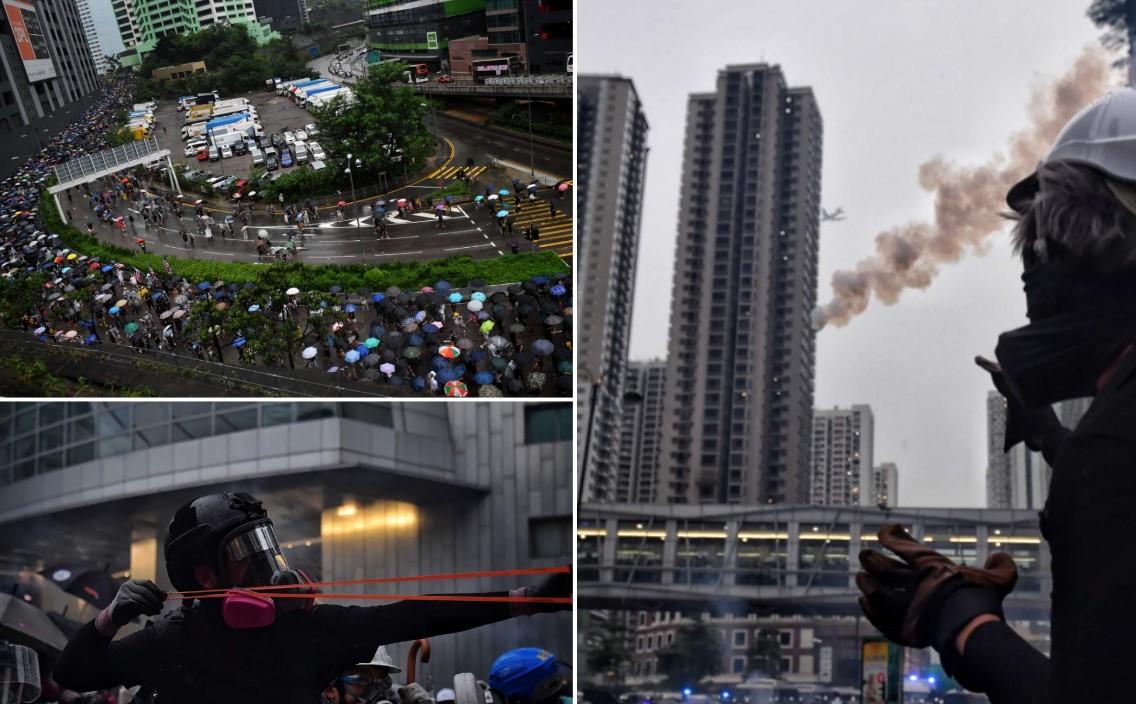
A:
[286, 287, 300, 295]
[364, 337, 380, 348]
[345, 350, 360, 363]
[302, 346, 318, 359]
[448, 292, 463, 303]
[496, 210, 508, 218]
[479, 320, 495, 334]
[438, 345, 461, 359]
[379, 362, 396, 375]
[445, 380, 469, 397]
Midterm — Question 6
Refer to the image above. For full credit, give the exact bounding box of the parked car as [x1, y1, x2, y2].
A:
[438, 74, 454, 83]
[270, 133, 284, 149]
[220, 144, 233, 159]
[304, 123, 318, 136]
[265, 145, 278, 160]
[185, 144, 202, 158]
[250, 148, 264, 166]
[295, 128, 308, 141]
[280, 149, 294, 168]
[265, 156, 278, 171]
[233, 141, 247, 155]
[284, 131, 296, 145]
[309, 142, 326, 161]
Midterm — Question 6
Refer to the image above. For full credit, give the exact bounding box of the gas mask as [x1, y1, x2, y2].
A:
[0, 642, 40, 704]
[995, 260, 1136, 407]
[217, 522, 315, 629]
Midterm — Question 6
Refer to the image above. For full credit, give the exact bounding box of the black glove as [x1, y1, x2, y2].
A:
[528, 568, 571, 613]
[856, 525, 1016, 654]
[103, 579, 165, 628]
[975, 355, 1064, 452]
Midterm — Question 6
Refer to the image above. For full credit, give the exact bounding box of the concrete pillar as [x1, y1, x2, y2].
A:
[974, 524, 989, 567]
[722, 519, 738, 587]
[661, 519, 677, 584]
[167, 155, 181, 193]
[848, 522, 861, 589]
[53, 192, 67, 224]
[599, 517, 617, 583]
[786, 520, 800, 588]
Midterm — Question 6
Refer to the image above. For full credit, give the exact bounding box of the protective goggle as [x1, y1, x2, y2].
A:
[0, 642, 41, 704]
[220, 523, 291, 588]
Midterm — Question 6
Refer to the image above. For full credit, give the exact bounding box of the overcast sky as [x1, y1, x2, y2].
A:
[88, 0, 125, 57]
[580, 0, 1118, 507]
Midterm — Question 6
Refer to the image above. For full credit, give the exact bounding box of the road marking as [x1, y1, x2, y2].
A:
[372, 250, 423, 256]
[444, 243, 495, 251]
[432, 228, 480, 236]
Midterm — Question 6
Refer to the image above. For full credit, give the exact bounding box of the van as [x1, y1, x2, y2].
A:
[208, 146, 220, 161]
[294, 142, 309, 165]
[251, 148, 264, 166]
[264, 145, 278, 160]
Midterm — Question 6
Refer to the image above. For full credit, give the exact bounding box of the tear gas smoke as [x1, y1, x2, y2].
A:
[813, 48, 1112, 331]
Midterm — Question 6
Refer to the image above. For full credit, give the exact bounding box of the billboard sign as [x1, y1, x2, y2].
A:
[860, 638, 902, 704]
[3, 0, 56, 82]
[426, 31, 438, 50]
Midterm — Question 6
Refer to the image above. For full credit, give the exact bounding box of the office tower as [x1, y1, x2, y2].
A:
[365, 0, 486, 66]
[873, 462, 898, 508]
[658, 63, 823, 504]
[0, 401, 572, 676]
[617, 360, 667, 503]
[987, 390, 1052, 509]
[577, 74, 650, 502]
[809, 405, 874, 507]
[0, 0, 100, 132]
[75, 0, 108, 74]
[113, 0, 276, 67]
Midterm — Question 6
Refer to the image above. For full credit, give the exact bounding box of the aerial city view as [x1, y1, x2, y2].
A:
[0, 0, 573, 397]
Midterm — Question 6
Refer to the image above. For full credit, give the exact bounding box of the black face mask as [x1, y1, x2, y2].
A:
[995, 261, 1136, 407]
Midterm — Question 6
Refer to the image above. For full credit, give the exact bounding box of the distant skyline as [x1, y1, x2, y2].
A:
[579, 0, 1114, 507]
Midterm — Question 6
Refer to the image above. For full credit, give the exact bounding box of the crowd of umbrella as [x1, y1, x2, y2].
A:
[0, 77, 572, 396]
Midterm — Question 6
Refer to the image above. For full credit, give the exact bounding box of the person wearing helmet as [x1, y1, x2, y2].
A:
[488, 649, 570, 704]
[855, 88, 1136, 704]
[53, 492, 571, 704]
[322, 645, 403, 704]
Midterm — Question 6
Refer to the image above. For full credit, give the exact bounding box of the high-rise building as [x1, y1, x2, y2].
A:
[658, 63, 823, 505]
[365, 0, 486, 67]
[577, 74, 650, 502]
[616, 360, 666, 503]
[250, 0, 308, 30]
[75, 0, 108, 74]
[986, 391, 1012, 508]
[113, 0, 276, 67]
[0, 401, 572, 676]
[810, 405, 874, 507]
[518, 0, 570, 74]
[987, 390, 1057, 510]
[873, 462, 898, 508]
[0, 0, 101, 132]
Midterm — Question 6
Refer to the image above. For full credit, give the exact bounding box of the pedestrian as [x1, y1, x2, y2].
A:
[548, 201, 556, 218]
[435, 209, 444, 229]
[509, 240, 519, 255]
[854, 87, 1136, 704]
[128, 214, 135, 233]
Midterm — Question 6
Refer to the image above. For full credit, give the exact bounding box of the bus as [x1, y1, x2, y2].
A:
[471, 56, 522, 83]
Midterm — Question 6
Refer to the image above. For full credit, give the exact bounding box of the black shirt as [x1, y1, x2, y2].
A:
[54, 594, 515, 703]
[950, 354, 1136, 702]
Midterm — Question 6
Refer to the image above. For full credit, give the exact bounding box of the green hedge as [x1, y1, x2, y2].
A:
[42, 190, 569, 291]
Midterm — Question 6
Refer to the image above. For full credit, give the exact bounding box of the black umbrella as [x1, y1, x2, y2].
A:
[0, 593, 68, 654]
[41, 564, 121, 609]
[469, 278, 486, 290]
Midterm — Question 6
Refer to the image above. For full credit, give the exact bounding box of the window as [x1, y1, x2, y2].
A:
[525, 404, 571, 443]
[340, 403, 393, 427]
[779, 630, 793, 647]
[733, 630, 748, 647]
[529, 516, 570, 558]
[732, 657, 746, 674]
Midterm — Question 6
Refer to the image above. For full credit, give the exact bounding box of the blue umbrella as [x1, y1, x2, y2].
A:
[469, 350, 488, 363]
[319, 300, 328, 308]
[435, 280, 452, 291]
[471, 291, 487, 302]
[233, 337, 247, 348]
[197, 281, 210, 291]
[411, 376, 426, 391]
[423, 322, 442, 334]
[409, 334, 424, 346]
[61, 267, 72, 274]
[550, 284, 567, 296]
[372, 293, 385, 303]
[108, 306, 120, 315]
[415, 310, 426, 322]
[355, 344, 369, 358]
[371, 325, 386, 338]
[531, 275, 550, 285]
[213, 291, 225, 299]
[438, 368, 459, 383]
[330, 285, 342, 294]
[474, 371, 495, 385]
[345, 350, 360, 363]
[100, 265, 112, 273]
[431, 356, 450, 371]
[345, 304, 357, 313]
[448, 292, 463, 303]
[477, 311, 490, 320]
[389, 376, 405, 386]
[532, 339, 555, 356]
[498, 189, 510, 196]
[495, 210, 508, 218]
[248, 304, 260, 312]
[474, 195, 484, 202]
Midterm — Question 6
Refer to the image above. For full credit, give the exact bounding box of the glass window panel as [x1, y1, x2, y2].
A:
[66, 402, 93, 418]
[39, 404, 64, 427]
[99, 406, 131, 436]
[71, 414, 95, 442]
[340, 404, 393, 427]
[615, 520, 665, 583]
[99, 434, 132, 458]
[67, 442, 95, 466]
[15, 461, 34, 481]
[41, 424, 64, 451]
[295, 403, 337, 421]
[172, 416, 213, 442]
[524, 405, 571, 443]
[39, 451, 63, 473]
[14, 409, 34, 435]
[173, 402, 213, 418]
[135, 403, 170, 426]
[14, 436, 35, 460]
[215, 408, 258, 433]
[135, 425, 170, 449]
[261, 404, 296, 427]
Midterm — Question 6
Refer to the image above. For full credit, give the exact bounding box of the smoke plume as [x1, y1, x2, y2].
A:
[814, 48, 1113, 330]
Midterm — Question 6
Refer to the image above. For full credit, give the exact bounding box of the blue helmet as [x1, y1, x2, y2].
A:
[488, 648, 566, 703]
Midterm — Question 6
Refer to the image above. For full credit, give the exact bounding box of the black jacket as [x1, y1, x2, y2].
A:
[950, 355, 1136, 702]
[54, 594, 516, 703]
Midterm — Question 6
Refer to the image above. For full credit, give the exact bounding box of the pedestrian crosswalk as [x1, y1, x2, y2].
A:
[428, 165, 488, 180]
[506, 201, 573, 262]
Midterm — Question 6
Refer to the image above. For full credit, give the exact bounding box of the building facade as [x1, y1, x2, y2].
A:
[517, 0, 569, 74]
[809, 405, 874, 507]
[872, 461, 898, 509]
[616, 359, 667, 503]
[986, 391, 1012, 508]
[658, 64, 823, 505]
[577, 74, 650, 502]
[75, 0, 108, 74]
[114, 0, 276, 66]
[366, 0, 487, 66]
[0, 0, 100, 133]
[0, 401, 573, 677]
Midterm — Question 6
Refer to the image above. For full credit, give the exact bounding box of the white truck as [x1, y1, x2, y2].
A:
[307, 88, 354, 111]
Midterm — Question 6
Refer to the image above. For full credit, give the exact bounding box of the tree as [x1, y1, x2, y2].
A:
[744, 630, 783, 679]
[583, 616, 633, 684]
[311, 62, 434, 185]
[656, 619, 724, 689]
[1088, 0, 1136, 85]
[0, 274, 49, 330]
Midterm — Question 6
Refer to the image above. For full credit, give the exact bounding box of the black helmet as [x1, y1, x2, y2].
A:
[165, 492, 271, 591]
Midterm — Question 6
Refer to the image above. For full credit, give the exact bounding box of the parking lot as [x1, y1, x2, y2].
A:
[152, 89, 326, 184]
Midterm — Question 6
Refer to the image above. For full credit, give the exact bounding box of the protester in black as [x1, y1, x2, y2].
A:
[54, 492, 570, 704]
[855, 88, 1136, 704]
